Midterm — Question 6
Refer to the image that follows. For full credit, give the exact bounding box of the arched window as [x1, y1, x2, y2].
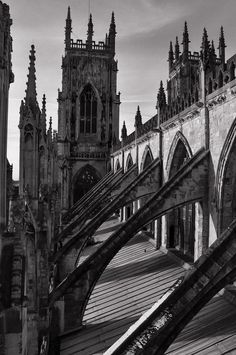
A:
[73, 164, 101, 203]
[80, 84, 97, 134]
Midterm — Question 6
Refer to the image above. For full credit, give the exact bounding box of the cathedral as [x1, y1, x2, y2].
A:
[1, 1, 236, 354]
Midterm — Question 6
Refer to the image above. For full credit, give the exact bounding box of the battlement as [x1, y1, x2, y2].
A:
[69, 39, 110, 53]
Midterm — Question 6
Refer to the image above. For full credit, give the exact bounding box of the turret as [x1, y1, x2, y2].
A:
[134, 106, 142, 129]
[108, 12, 116, 54]
[65, 6, 72, 50]
[25, 44, 38, 113]
[168, 41, 174, 72]
[182, 22, 190, 62]
[175, 36, 180, 61]
[218, 26, 226, 65]
[87, 14, 94, 50]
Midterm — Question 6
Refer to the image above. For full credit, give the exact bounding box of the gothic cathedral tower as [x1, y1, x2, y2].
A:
[58, 7, 120, 212]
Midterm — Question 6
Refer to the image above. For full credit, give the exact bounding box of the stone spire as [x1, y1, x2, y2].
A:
[121, 121, 127, 140]
[134, 106, 142, 128]
[40, 94, 47, 135]
[182, 21, 190, 61]
[218, 26, 226, 65]
[87, 14, 94, 49]
[25, 45, 38, 111]
[65, 6, 72, 50]
[168, 41, 174, 71]
[47, 116, 52, 145]
[175, 36, 180, 61]
[109, 12, 116, 54]
[201, 28, 211, 69]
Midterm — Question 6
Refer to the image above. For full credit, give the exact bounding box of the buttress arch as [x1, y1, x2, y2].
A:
[166, 131, 193, 179]
[166, 132, 195, 257]
[216, 117, 236, 234]
[140, 145, 154, 172]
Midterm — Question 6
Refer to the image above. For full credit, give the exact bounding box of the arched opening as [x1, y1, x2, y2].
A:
[140, 147, 155, 236]
[124, 154, 134, 219]
[167, 139, 195, 258]
[79, 84, 97, 135]
[217, 119, 236, 288]
[73, 165, 101, 204]
[126, 154, 133, 171]
[219, 137, 236, 232]
[115, 159, 121, 172]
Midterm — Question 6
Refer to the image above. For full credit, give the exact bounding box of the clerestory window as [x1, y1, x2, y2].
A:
[80, 84, 97, 134]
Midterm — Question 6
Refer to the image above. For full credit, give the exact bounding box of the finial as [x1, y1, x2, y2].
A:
[218, 26, 226, 64]
[25, 44, 37, 108]
[87, 13, 94, 48]
[135, 105, 142, 128]
[168, 41, 174, 70]
[121, 121, 127, 140]
[201, 27, 210, 69]
[108, 11, 116, 54]
[65, 6, 72, 49]
[67, 6, 71, 20]
[182, 21, 190, 61]
[175, 36, 180, 61]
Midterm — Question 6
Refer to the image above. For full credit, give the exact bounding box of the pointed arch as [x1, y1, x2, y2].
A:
[73, 164, 101, 203]
[125, 153, 133, 172]
[140, 146, 154, 172]
[115, 159, 121, 172]
[166, 131, 193, 179]
[216, 117, 236, 233]
[166, 132, 194, 257]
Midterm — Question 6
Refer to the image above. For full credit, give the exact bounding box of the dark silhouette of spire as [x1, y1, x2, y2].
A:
[209, 40, 216, 67]
[134, 106, 142, 128]
[201, 28, 211, 69]
[168, 41, 174, 71]
[157, 81, 166, 111]
[121, 121, 127, 140]
[65, 6, 72, 50]
[87, 14, 94, 49]
[218, 26, 226, 65]
[25, 45, 37, 110]
[182, 21, 190, 61]
[175, 36, 180, 61]
[109, 12, 116, 54]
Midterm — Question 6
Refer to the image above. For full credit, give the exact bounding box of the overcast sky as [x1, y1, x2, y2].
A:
[6, 0, 236, 179]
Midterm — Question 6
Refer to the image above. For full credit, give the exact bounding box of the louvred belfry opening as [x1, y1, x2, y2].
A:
[80, 84, 97, 135]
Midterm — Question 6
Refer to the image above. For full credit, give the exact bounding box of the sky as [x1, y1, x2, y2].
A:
[5, 0, 236, 179]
